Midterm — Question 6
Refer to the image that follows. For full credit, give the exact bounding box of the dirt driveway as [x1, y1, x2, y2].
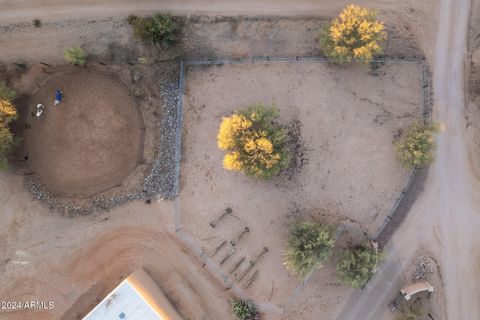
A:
[337, 0, 480, 319]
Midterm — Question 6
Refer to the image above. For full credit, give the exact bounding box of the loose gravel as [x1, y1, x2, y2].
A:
[25, 82, 182, 216]
[143, 82, 181, 199]
[412, 255, 435, 280]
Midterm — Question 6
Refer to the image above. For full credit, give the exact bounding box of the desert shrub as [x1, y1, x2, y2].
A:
[217, 104, 289, 179]
[397, 299, 427, 320]
[127, 15, 138, 25]
[0, 125, 15, 170]
[283, 221, 335, 278]
[64, 46, 87, 66]
[336, 243, 379, 288]
[129, 12, 177, 46]
[230, 299, 259, 320]
[0, 81, 18, 102]
[33, 19, 42, 27]
[395, 122, 440, 168]
[320, 4, 386, 63]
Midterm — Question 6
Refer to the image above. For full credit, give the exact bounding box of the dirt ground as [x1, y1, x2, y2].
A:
[0, 2, 445, 320]
[24, 69, 141, 198]
[0, 172, 231, 320]
[467, 0, 480, 164]
[179, 60, 422, 316]
[385, 252, 446, 320]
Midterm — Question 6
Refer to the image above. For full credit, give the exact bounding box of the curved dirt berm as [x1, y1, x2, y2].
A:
[25, 70, 141, 198]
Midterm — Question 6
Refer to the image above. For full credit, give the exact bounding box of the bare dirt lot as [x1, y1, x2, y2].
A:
[0, 174, 231, 320]
[179, 60, 423, 316]
[25, 69, 141, 198]
[0, 2, 445, 319]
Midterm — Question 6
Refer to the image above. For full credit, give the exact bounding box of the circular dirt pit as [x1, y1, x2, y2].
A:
[25, 70, 142, 198]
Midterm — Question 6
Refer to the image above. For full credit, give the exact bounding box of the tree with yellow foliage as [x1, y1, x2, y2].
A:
[0, 98, 17, 125]
[320, 4, 386, 63]
[217, 105, 289, 179]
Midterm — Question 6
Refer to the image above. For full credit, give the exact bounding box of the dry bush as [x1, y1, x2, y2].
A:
[129, 12, 177, 46]
[395, 122, 440, 168]
[64, 46, 86, 66]
[0, 81, 18, 102]
[397, 299, 428, 320]
[230, 299, 259, 320]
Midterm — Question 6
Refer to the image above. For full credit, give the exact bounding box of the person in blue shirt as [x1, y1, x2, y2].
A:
[54, 89, 63, 105]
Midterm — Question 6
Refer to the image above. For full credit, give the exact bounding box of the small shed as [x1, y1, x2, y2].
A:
[400, 281, 434, 300]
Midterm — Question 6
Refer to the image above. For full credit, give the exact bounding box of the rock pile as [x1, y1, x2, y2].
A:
[143, 82, 181, 199]
[413, 255, 435, 280]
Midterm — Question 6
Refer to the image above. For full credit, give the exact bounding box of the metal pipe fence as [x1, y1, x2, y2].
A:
[175, 55, 430, 242]
[370, 61, 431, 240]
[173, 56, 431, 311]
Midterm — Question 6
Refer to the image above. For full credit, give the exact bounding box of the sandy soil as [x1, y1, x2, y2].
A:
[380, 251, 446, 320]
[0, 2, 433, 63]
[337, 0, 480, 319]
[394, 0, 480, 318]
[25, 69, 141, 198]
[0, 1, 446, 320]
[180, 61, 422, 316]
[0, 0, 440, 60]
[0, 172, 231, 320]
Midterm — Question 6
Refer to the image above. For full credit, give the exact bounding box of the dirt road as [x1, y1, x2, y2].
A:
[0, 0, 406, 20]
[0, 0, 438, 61]
[338, 0, 480, 319]
[432, 0, 480, 317]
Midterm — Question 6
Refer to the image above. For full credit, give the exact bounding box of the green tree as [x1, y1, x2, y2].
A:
[0, 81, 18, 102]
[395, 121, 440, 168]
[64, 46, 87, 66]
[320, 4, 386, 63]
[129, 12, 177, 46]
[283, 221, 335, 278]
[230, 299, 259, 320]
[336, 244, 379, 288]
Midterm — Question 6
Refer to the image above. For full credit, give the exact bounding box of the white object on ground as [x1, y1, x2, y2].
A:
[36, 103, 45, 117]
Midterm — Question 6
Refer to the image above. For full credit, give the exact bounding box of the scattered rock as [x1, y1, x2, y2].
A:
[413, 255, 435, 280]
[143, 82, 181, 199]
